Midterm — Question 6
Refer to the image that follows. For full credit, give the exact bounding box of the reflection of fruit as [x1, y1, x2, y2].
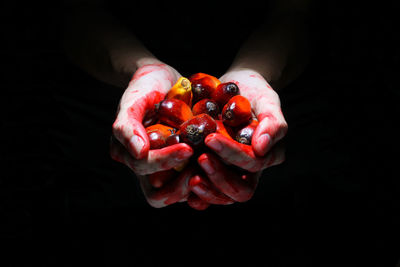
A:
[215, 120, 234, 140]
[165, 77, 192, 106]
[157, 99, 193, 128]
[179, 114, 217, 148]
[145, 124, 176, 149]
[222, 95, 252, 127]
[235, 119, 259, 145]
[189, 73, 220, 104]
[211, 82, 240, 109]
[192, 99, 219, 119]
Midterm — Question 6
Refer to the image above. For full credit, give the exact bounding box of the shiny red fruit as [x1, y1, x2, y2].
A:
[211, 82, 240, 109]
[189, 73, 220, 104]
[165, 134, 180, 146]
[222, 95, 252, 127]
[179, 114, 217, 148]
[145, 124, 176, 149]
[235, 119, 259, 145]
[157, 98, 193, 128]
[192, 99, 219, 119]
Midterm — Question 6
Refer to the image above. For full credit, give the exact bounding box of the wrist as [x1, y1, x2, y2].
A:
[221, 68, 273, 87]
[112, 54, 164, 87]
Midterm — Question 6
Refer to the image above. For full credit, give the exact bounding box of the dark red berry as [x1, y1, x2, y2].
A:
[179, 114, 217, 148]
[192, 99, 219, 119]
[211, 82, 240, 108]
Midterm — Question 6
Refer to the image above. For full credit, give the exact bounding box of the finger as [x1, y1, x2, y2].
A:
[148, 169, 177, 188]
[197, 153, 260, 202]
[219, 70, 288, 157]
[112, 64, 180, 159]
[205, 133, 285, 172]
[139, 166, 194, 208]
[187, 193, 210, 211]
[112, 89, 165, 159]
[110, 136, 193, 175]
[189, 175, 235, 205]
[112, 116, 150, 159]
[133, 144, 193, 175]
[252, 110, 288, 157]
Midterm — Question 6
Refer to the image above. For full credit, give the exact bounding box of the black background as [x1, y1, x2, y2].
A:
[1, 1, 400, 266]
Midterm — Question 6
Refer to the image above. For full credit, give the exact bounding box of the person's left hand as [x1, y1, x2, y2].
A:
[192, 69, 287, 207]
[206, 69, 287, 171]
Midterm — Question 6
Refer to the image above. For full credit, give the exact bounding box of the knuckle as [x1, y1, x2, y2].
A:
[147, 198, 166, 208]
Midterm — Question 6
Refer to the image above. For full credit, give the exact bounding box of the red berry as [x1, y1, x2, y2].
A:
[189, 73, 220, 104]
[179, 114, 217, 148]
[192, 99, 219, 119]
[157, 98, 193, 128]
[165, 134, 180, 146]
[222, 95, 252, 127]
[235, 119, 259, 145]
[145, 124, 176, 149]
[211, 82, 240, 109]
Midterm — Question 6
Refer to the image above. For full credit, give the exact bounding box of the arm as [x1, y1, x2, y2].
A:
[62, 0, 158, 88]
[227, 0, 313, 90]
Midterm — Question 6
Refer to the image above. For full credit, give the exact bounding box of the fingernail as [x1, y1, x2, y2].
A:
[199, 158, 215, 175]
[130, 135, 145, 158]
[177, 148, 193, 161]
[207, 139, 222, 152]
[189, 175, 203, 188]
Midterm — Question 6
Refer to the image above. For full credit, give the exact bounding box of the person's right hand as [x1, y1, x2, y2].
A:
[110, 62, 193, 177]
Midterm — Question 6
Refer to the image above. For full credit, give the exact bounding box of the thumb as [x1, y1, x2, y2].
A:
[252, 109, 288, 157]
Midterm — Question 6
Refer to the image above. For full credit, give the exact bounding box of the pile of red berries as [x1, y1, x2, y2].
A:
[143, 73, 258, 187]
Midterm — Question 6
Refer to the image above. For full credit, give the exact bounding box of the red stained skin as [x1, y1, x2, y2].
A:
[187, 193, 210, 210]
[215, 120, 234, 140]
[188, 175, 202, 187]
[192, 99, 219, 119]
[157, 99, 193, 128]
[197, 153, 257, 202]
[146, 167, 194, 206]
[131, 63, 168, 82]
[148, 169, 177, 188]
[222, 95, 252, 127]
[189, 175, 235, 205]
[127, 91, 165, 123]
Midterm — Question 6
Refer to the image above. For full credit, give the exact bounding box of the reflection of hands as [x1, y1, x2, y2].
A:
[111, 67, 287, 210]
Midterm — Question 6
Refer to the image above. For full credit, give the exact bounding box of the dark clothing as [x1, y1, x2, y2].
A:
[2, 1, 400, 266]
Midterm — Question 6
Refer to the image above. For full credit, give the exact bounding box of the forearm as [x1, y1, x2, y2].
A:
[62, 4, 158, 88]
[228, 1, 312, 90]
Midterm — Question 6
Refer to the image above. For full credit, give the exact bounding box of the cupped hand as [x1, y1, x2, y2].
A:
[110, 135, 193, 208]
[205, 69, 288, 172]
[110, 62, 193, 176]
